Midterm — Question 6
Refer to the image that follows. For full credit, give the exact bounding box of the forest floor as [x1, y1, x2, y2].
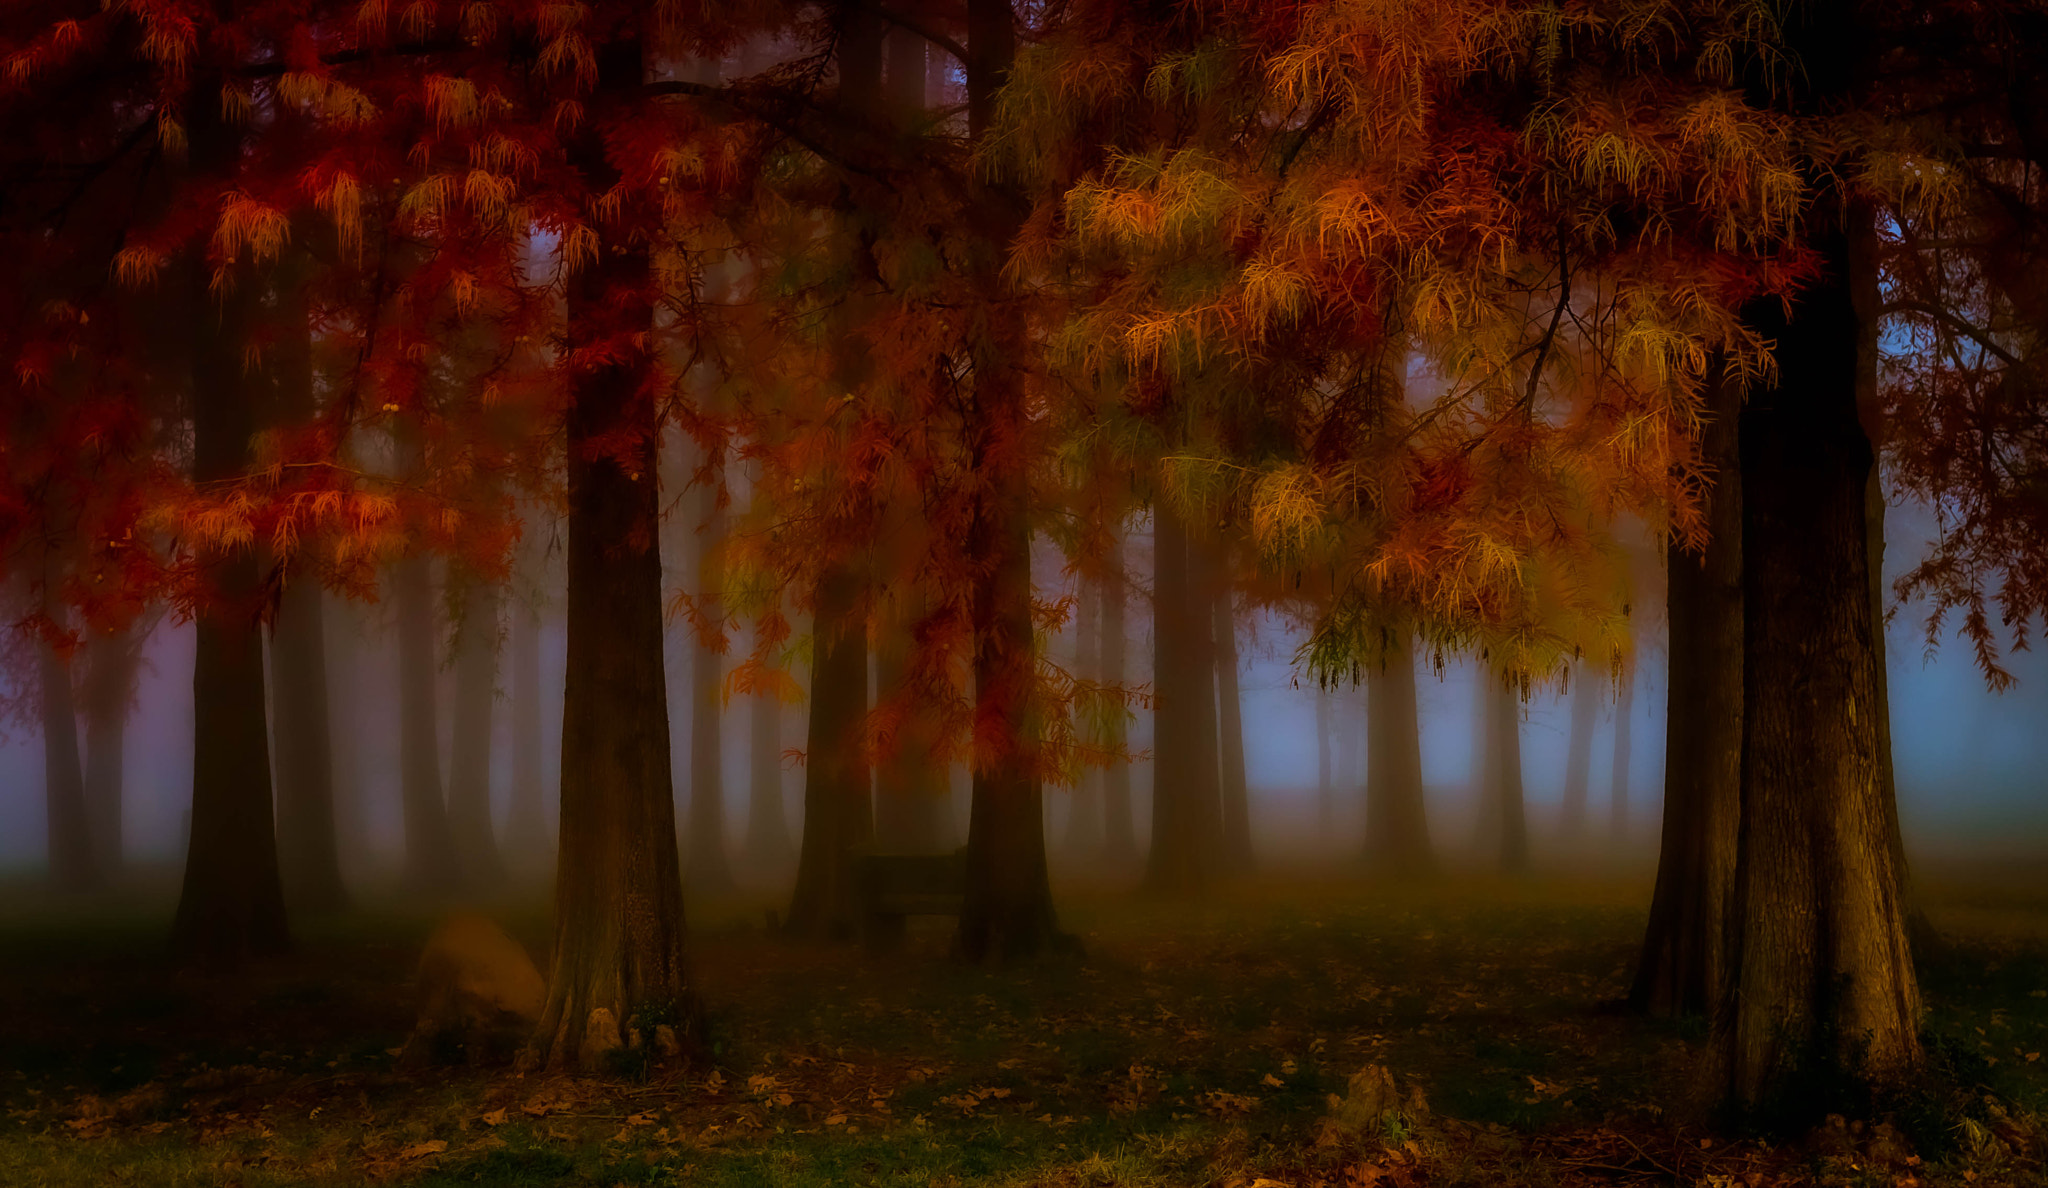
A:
[3, 867, 2048, 1187]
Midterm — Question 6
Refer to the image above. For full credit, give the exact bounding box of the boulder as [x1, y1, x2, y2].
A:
[398, 912, 546, 1068]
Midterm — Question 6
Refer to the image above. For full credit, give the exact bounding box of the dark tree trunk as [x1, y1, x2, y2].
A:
[742, 621, 795, 872]
[1480, 676, 1528, 873]
[1559, 661, 1598, 841]
[1062, 581, 1103, 858]
[38, 626, 95, 893]
[1144, 503, 1219, 896]
[1315, 686, 1335, 831]
[1609, 672, 1633, 840]
[1100, 530, 1138, 866]
[506, 591, 549, 866]
[393, 550, 460, 894]
[874, 603, 956, 854]
[1726, 227, 1920, 1103]
[537, 30, 695, 1071]
[170, 124, 289, 957]
[686, 482, 733, 894]
[1214, 585, 1252, 869]
[1631, 357, 1743, 1018]
[786, 568, 871, 938]
[79, 624, 138, 878]
[322, 594, 370, 876]
[272, 578, 349, 911]
[1364, 632, 1432, 874]
[448, 573, 505, 888]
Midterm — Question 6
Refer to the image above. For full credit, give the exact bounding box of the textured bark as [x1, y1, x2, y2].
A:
[1631, 357, 1743, 1018]
[169, 121, 290, 958]
[1364, 632, 1432, 874]
[1479, 677, 1528, 873]
[1213, 585, 1252, 870]
[1559, 661, 1598, 840]
[272, 578, 349, 911]
[785, 568, 872, 938]
[1609, 672, 1634, 840]
[537, 30, 695, 1071]
[1143, 503, 1219, 896]
[685, 482, 734, 894]
[1061, 581, 1103, 858]
[79, 625, 138, 877]
[393, 550, 460, 894]
[506, 592, 549, 865]
[1727, 226, 1921, 1103]
[1100, 532, 1138, 865]
[38, 627, 95, 893]
[448, 574, 505, 888]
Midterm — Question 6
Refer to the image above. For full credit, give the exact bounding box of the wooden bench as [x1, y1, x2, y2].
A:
[853, 847, 967, 952]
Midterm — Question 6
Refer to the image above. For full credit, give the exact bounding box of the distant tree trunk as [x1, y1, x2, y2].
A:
[1315, 685, 1335, 831]
[1062, 581, 1103, 858]
[394, 550, 460, 894]
[272, 578, 349, 911]
[1559, 661, 1598, 841]
[1480, 676, 1529, 873]
[323, 594, 370, 876]
[1214, 584, 1252, 869]
[786, 567, 871, 938]
[1144, 503, 1220, 895]
[170, 114, 290, 958]
[537, 31, 696, 1071]
[38, 621, 95, 893]
[448, 573, 505, 888]
[743, 658, 795, 871]
[956, 0, 1061, 961]
[1609, 673, 1634, 840]
[79, 624, 139, 879]
[1364, 632, 1432, 874]
[686, 481, 734, 894]
[1632, 356, 1742, 1019]
[1726, 225, 1920, 1104]
[506, 591, 549, 865]
[1100, 531, 1138, 865]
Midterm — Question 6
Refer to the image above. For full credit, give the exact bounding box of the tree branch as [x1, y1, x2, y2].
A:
[1879, 299, 2025, 368]
[873, 5, 971, 68]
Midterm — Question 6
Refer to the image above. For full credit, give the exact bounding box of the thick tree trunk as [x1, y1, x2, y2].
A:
[1062, 581, 1103, 858]
[1364, 632, 1432, 874]
[1214, 585, 1252, 869]
[1726, 228, 1920, 1104]
[79, 625, 137, 878]
[1609, 673, 1634, 840]
[393, 551, 461, 894]
[1480, 676, 1528, 873]
[786, 568, 871, 938]
[1100, 531, 1138, 866]
[1631, 358, 1743, 1018]
[743, 635, 795, 872]
[1144, 503, 1218, 895]
[272, 578, 349, 911]
[170, 159, 289, 958]
[448, 573, 505, 888]
[537, 30, 695, 1071]
[874, 603, 956, 854]
[506, 592, 549, 866]
[38, 627, 95, 893]
[1315, 686, 1335, 831]
[1559, 661, 1598, 841]
[686, 482, 734, 893]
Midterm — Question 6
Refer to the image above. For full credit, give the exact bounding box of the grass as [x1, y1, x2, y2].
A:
[2, 868, 2047, 1186]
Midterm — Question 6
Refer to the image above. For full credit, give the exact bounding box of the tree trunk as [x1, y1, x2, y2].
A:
[1100, 530, 1138, 866]
[1726, 227, 1920, 1104]
[1481, 676, 1528, 873]
[393, 550, 461, 894]
[1631, 357, 1743, 1018]
[1609, 672, 1633, 840]
[448, 573, 505, 888]
[1364, 632, 1432, 874]
[169, 129, 289, 957]
[1143, 503, 1218, 896]
[1315, 685, 1335, 832]
[537, 29, 696, 1071]
[38, 625, 95, 893]
[785, 567, 871, 938]
[874, 600, 956, 854]
[506, 590, 549, 866]
[686, 481, 734, 894]
[272, 577, 349, 911]
[1559, 661, 1598, 841]
[323, 594, 370, 878]
[744, 665, 795, 872]
[79, 624, 139, 881]
[1062, 580, 1103, 858]
[1214, 584, 1252, 869]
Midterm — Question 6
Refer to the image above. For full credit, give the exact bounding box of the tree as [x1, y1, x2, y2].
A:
[1608, 672, 1633, 840]
[1478, 675, 1529, 875]
[1214, 578, 1252, 869]
[1061, 579, 1103, 859]
[684, 476, 734, 894]
[36, 610, 94, 893]
[1364, 631, 1432, 876]
[786, 568, 872, 939]
[1314, 685, 1335, 833]
[1559, 661, 1598, 841]
[1144, 504, 1221, 895]
[1098, 530, 1139, 867]
[393, 545, 460, 894]
[447, 570, 506, 889]
[78, 622, 141, 879]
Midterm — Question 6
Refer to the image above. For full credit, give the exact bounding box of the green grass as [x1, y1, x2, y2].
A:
[2, 871, 2046, 1185]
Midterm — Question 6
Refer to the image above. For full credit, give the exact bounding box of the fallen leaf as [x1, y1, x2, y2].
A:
[480, 1108, 508, 1126]
[1262, 1073, 1285, 1088]
[825, 1113, 847, 1126]
[399, 1140, 448, 1160]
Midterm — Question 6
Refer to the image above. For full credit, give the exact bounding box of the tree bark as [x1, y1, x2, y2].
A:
[686, 480, 734, 893]
[38, 624, 95, 893]
[272, 578, 349, 911]
[1214, 584, 1252, 869]
[537, 28, 695, 1071]
[1143, 503, 1221, 895]
[786, 567, 872, 938]
[393, 549, 461, 894]
[1364, 632, 1433, 874]
[79, 624, 138, 878]
[1609, 672, 1633, 840]
[1631, 357, 1742, 1018]
[1100, 530, 1138, 866]
[1559, 661, 1598, 841]
[448, 572, 505, 888]
[1726, 226, 1921, 1104]
[1480, 676, 1529, 874]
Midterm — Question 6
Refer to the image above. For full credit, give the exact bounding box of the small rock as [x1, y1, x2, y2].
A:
[581, 1007, 623, 1070]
